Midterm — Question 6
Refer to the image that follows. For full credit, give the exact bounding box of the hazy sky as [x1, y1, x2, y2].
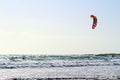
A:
[0, 0, 120, 55]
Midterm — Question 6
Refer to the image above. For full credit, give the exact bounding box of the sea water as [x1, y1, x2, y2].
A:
[0, 54, 120, 80]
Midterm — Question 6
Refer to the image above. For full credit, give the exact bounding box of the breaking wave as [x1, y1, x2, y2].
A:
[0, 54, 120, 69]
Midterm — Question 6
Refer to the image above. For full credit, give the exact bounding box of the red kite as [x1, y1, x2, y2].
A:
[90, 15, 97, 29]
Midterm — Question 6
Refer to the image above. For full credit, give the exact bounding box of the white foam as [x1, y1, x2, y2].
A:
[0, 66, 120, 79]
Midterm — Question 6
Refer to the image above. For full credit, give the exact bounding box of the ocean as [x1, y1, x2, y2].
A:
[0, 54, 120, 80]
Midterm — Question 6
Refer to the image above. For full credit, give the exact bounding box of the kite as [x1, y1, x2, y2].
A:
[90, 15, 97, 29]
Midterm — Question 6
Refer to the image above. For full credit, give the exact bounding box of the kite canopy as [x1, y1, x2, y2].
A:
[90, 15, 97, 29]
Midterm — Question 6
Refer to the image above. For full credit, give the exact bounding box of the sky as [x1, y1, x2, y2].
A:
[0, 0, 120, 55]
